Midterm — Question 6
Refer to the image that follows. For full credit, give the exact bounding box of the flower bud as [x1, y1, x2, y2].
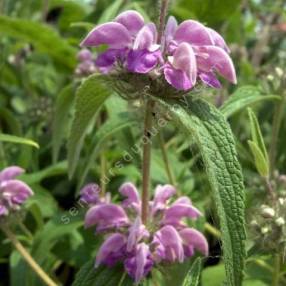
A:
[275, 217, 285, 226]
[261, 227, 269, 234]
[260, 206, 275, 218]
[278, 198, 286, 206]
[267, 74, 274, 81]
[275, 67, 283, 78]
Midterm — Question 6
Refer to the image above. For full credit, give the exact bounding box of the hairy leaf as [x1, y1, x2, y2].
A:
[155, 97, 246, 286]
[52, 84, 75, 163]
[72, 260, 133, 286]
[0, 133, 39, 148]
[220, 86, 280, 118]
[68, 75, 111, 178]
[182, 258, 202, 286]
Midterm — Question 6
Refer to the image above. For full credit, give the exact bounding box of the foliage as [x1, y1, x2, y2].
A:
[0, 0, 286, 286]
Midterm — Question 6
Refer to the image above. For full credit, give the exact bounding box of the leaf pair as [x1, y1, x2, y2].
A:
[247, 108, 269, 178]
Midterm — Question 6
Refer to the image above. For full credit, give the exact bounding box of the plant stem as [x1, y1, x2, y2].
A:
[264, 177, 276, 201]
[204, 222, 221, 238]
[157, 0, 170, 44]
[141, 99, 155, 224]
[269, 94, 286, 177]
[100, 152, 107, 195]
[158, 132, 176, 186]
[17, 221, 34, 241]
[272, 254, 281, 286]
[0, 225, 58, 286]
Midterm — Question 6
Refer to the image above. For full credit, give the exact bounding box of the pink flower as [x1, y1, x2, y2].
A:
[0, 166, 33, 217]
[163, 18, 236, 90]
[83, 182, 208, 283]
[79, 11, 236, 92]
[80, 10, 161, 74]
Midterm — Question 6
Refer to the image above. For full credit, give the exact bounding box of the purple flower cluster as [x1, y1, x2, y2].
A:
[79, 10, 236, 91]
[0, 166, 33, 217]
[81, 183, 208, 283]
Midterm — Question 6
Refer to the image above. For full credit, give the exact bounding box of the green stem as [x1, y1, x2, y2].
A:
[272, 254, 281, 286]
[204, 222, 221, 238]
[158, 132, 176, 186]
[17, 221, 33, 241]
[141, 100, 155, 224]
[1, 225, 58, 286]
[269, 95, 286, 177]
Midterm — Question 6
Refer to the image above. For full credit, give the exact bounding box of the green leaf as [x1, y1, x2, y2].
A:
[79, 111, 138, 187]
[202, 264, 226, 286]
[154, 97, 246, 286]
[220, 86, 280, 118]
[182, 258, 202, 286]
[0, 133, 39, 148]
[248, 141, 269, 177]
[67, 74, 111, 178]
[52, 84, 75, 163]
[20, 161, 67, 184]
[0, 15, 76, 69]
[72, 260, 133, 286]
[98, 0, 125, 24]
[247, 108, 268, 161]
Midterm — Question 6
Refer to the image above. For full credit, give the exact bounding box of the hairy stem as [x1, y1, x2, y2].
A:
[158, 132, 176, 186]
[1, 225, 57, 286]
[100, 153, 107, 194]
[264, 177, 276, 201]
[141, 100, 155, 224]
[269, 94, 286, 177]
[272, 254, 281, 286]
[157, 0, 170, 44]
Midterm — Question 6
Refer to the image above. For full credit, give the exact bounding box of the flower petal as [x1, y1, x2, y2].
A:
[133, 23, 157, 51]
[196, 46, 237, 84]
[179, 228, 209, 256]
[85, 203, 129, 231]
[77, 49, 93, 62]
[124, 243, 153, 283]
[96, 233, 126, 266]
[163, 203, 202, 228]
[174, 20, 214, 46]
[0, 205, 8, 216]
[127, 49, 161, 73]
[164, 64, 193, 91]
[80, 22, 132, 49]
[119, 182, 140, 211]
[172, 42, 197, 86]
[0, 166, 24, 182]
[199, 72, 222, 88]
[207, 28, 230, 53]
[152, 184, 176, 214]
[79, 183, 100, 205]
[95, 48, 126, 73]
[127, 217, 149, 252]
[164, 16, 178, 47]
[1, 180, 33, 204]
[153, 225, 184, 263]
[115, 10, 145, 36]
